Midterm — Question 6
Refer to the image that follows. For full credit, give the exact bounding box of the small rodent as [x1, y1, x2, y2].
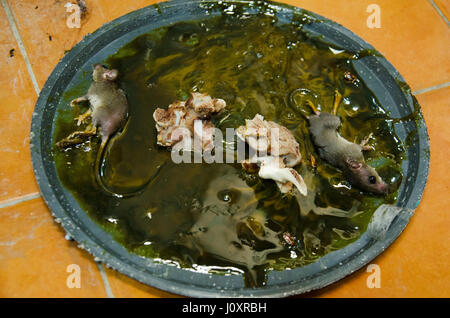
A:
[71, 64, 132, 197]
[308, 112, 388, 195]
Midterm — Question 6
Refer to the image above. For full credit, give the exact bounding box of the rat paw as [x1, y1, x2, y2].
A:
[75, 109, 92, 126]
[360, 133, 374, 151]
[70, 96, 88, 108]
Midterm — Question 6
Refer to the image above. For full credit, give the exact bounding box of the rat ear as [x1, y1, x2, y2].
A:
[347, 159, 362, 170]
[102, 69, 118, 81]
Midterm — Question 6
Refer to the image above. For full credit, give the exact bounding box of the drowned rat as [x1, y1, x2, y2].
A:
[306, 91, 389, 195]
[69, 64, 146, 197]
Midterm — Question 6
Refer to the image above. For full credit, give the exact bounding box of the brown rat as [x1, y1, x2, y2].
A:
[70, 64, 134, 197]
[72, 64, 128, 141]
[308, 111, 388, 195]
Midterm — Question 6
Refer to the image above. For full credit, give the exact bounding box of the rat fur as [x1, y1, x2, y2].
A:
[71, 64, 146, 197]
[308, 112, 388, 195]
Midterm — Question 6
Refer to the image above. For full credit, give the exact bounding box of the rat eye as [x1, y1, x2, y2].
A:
[368, 176, 376, 184]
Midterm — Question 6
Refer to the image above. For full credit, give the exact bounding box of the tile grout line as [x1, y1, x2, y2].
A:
[412, 82, 450, 95]
[1, 0, 40, 95]
[428, 0, 450, 26]
[96, 262, 115, 298]
[0, 1, 42, 209]
[0, 192, 41, 209]
[2, 193, 115, 299]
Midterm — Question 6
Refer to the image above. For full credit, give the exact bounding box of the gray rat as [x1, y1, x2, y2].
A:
[72, 64, 128, 141]
[70, 64, 133, 197]
[308, 111, 388, 195]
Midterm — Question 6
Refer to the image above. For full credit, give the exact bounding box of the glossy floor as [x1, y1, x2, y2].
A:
[0, 0, 448, 297]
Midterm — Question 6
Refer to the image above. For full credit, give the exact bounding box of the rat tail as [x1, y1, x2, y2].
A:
[94, 119, 164, 198]
[306, 100, 319, 115]
[332, 89, 342, 115]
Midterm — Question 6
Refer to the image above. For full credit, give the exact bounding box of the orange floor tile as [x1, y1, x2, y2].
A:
[6, 0, 154, 87]
[0, 0, 449, 298]
[309, 87, 450, 298]
[0, 199, 106, 297]
[105, 267, 180, 298]
[282, 0, 450, 92]
[0, 6, 39, 201]
[434, 0, 450, 21]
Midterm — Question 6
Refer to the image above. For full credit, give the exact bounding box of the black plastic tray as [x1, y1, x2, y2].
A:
[30, 0, 429, 297]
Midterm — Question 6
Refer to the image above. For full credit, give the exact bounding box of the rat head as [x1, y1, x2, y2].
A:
[345, 159, 389, 195]
[92, 64, 118, 82]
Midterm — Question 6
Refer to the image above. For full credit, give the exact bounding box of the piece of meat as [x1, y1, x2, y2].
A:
[153, 93, 226, 151]
[236, 114, 302, 167]
[193, 120, 216, 152]
[237, 114, 307, 196]
[187, 92, 226, 117]
[258, 156, 307, 195]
